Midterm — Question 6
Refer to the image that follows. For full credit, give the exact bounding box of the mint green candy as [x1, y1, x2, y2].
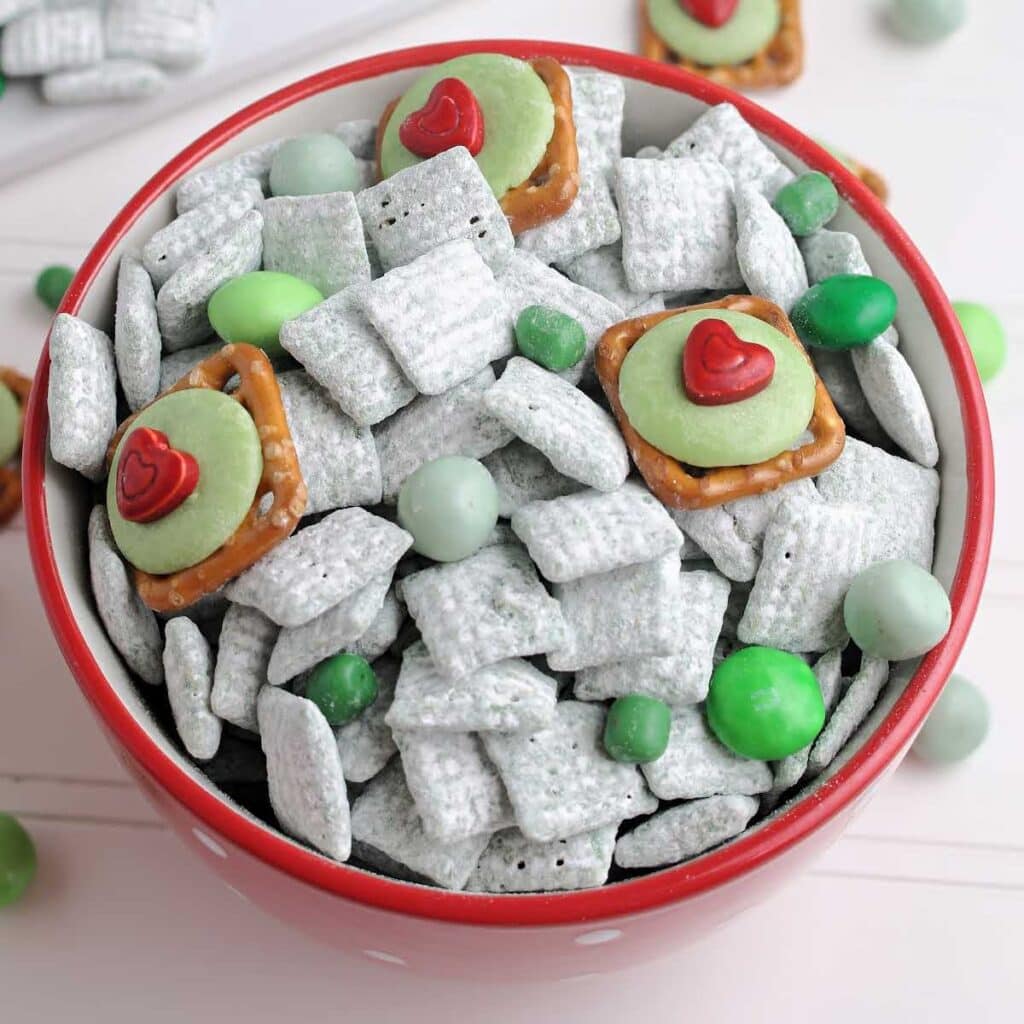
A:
[208, 271, 323, 357]
[0, 382, 22, 466]
[397, 456, 499, 563]
[603, 695, 672, 764]
[269, 133, 360, 197]
[791, 274, 898, 350]
[647, 0, 781, 65]
[912, 674, 989, 764]
[889, 0, 966, 43]
[107, 389, 263, 575]
[953, 301, 1006, 383]
[35, 264, 74, 311]
[515, 305, 586, 371]
[306, 654, 379, 726]
[0, 813, 37, 908]
[844, 559, 951, 661]
[772, 172, 839, 237]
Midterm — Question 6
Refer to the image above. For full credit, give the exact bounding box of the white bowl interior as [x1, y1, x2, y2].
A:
[43, 61, 969, 875]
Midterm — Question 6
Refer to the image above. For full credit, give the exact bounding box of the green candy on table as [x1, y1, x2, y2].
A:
[772, 172, 840, 237]
[0, 382, 22, 465]
[912, 673, 989, 764]
[790, 274, 898, 350]
[306, 654, 379, 726]
[844, 559, 952, 662]
[603, 695, 672, 764]
[707, 646, 826, 761]
[619, 309, 816, 468]
[269, 133, 361, 197]
[379, 53, 555, 199]
[888, 0, 967, 44]
[208, 271, 323, 357]
[35, 264, 75, 312]
[646, 0, 781, 65]
[514, 305, 587, 371]
[107, 389, 263, 575]
[397, 456, 499, 563]
[953, 301, 1006, 383]
[0, 812, 37, 908]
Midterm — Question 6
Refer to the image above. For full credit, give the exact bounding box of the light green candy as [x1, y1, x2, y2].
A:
[953, 301, 1007, 384]
[269, 133, 360, 197]
[380, 53, 555, 199]
[888, 0, 966, 44]
[912, 673, 989, 764]
[618, 310, 816, 468]
[647, 0, 781, 65]
[0, 381, 22, 465]
[107, 389, 263, 575]
[208, 271, 323, 357]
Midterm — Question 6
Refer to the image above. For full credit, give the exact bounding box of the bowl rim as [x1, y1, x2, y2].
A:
[22, 39, 994, 928]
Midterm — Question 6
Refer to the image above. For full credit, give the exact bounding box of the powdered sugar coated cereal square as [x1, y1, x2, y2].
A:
[735, 183, 808, 314]
[42, 59, 167, 105]
[349, 589, 404, 662]
[210, 604, 279, 733]
[114, 254, 161, 412]
[176, 140, 280, 213]
[1, 7, 103, 76]
[163, 617, 221, 762]
[567, 67, 625, 182]
[482, 440, 581, 518]
[105, 0, 215, 69]
[556, 242, 657, 313]
[336, 656, 398, 784]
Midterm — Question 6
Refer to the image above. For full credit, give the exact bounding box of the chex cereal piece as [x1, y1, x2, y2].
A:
[641, 705, 772, 801]
[42, 59, 166, 104]
[394, 730, 513, 843]
[401, 544, 566, 682]
[105, 0, 214, 69]
[47, 313, 117, 480]
[143, 179, 263, 289]
[375, 367, 513, 501]
[567, 67, 625, 182]
[258, 686, 350, 861]
[615, 157, 743, 294]
[852, 342, 939, 468]
[225, 508, 411, 628]
[574, 568, 729, 705]
[262, 191, 370, 297]
[738, 495, 875, 653]
[482, 357, 629, 492]
[483, 702, 656, 843]
[497, 251, 625, 383]
[210, 604, 278, 733]
[735, 184, 808, 314]
[549, 553, 683, 672]
[511, 482, 683, 583]
[333, 118, 376, 160]
[350, 590, 404, 662]
[267, 572, 392, 686]
[276, 370, 382, 516]
[163, 616, 221, 761]
[157, 339, 222, 390]
[176, 140, 281, 213]
[336, 656, 398, 784]
[356, 146, 514, 273]
[615, 795, 759, 870]
[557, 243, 656, 313]
[482, 440, 581, 518]
[807, 656, 889, 777]
[1, 7, 103, 76]
[156, 208, 263, 351]
[280, 286, 414, 427]
[360, 239, 509, 395]
[468, 823, 616, 893]
[114, 254, 161, 412]
[385, 642, 557, 734]
[817, 437, 939, 568]
[88, 506, 164, 686]
[663, 103, 794, 199]
[811, 348, 888, 447]
[515, 169, 621, 266]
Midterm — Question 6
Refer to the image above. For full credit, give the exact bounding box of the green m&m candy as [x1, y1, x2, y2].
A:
[0, 382, 22, 465]
[269, 133, 361, 197]
[515, 305, 586, 371]
[306, 654, 379, 726]
[912, 673, 989, 764]
[603, 695, 672, 764]
[772, 172, 839, 237]
[0, 812, 37, 908]
[208, 271, 323, 357]
[35, 264, 75, 312]
[888, 0, 967, 44]
[953, 301, 1007, 383]
[707, 646, 826, 760]
[790, 274, 898, 350]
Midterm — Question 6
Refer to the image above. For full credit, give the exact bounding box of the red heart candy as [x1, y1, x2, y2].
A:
[682, 318, 776, 406]
[679, 0, 739, 28]
[116, 426, 199, 524]
[399, 77, 485, 159]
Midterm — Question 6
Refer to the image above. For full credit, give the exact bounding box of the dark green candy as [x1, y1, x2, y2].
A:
[35, 264, 75, 312]
[306, 653, 378, 726]
[603, 695, 672, 764]
[707, 646, 826, 761]
[0, 812, 37, 908]
[772, 172, 839, 237]
[790, 274, 898, 350]
[514, 305, 587, 371]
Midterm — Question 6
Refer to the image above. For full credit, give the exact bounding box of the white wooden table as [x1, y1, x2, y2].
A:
[1, 3, 1021, 1020]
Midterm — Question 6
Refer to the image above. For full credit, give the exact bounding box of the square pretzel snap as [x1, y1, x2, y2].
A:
[595, 295, 845, 510]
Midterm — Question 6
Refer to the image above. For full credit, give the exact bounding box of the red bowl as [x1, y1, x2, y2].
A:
[21, 41, 993, 979]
